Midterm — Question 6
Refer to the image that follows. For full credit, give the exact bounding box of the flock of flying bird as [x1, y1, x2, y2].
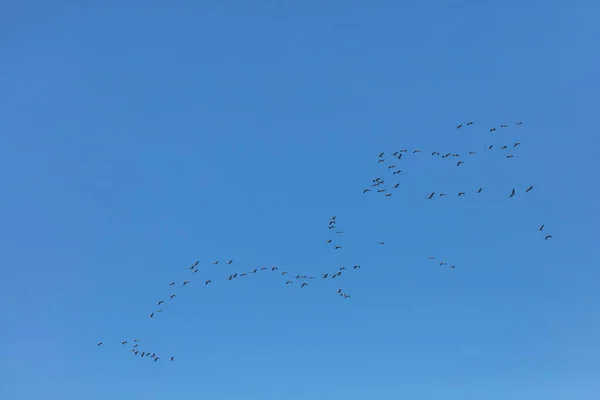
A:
[98, 120, 552, 361]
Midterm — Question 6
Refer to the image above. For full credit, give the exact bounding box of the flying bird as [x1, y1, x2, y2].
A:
[509, 189, 515, 198]
[490, 128, 496, 132]
[457, 161, 464, 166]
[378, 152, 384, 157]
[335, 245, 341, 249]
[170, 294, 176, 299]
[388, 165, 396, 169]
[301, 283, 308, 288]
[477, 187, 483, 193]
[458, 192, 465, 196]
[526, 185, 534, 192]
[393, 170, 402, 175]
[500, 145, 507, 150]
[169, 282, 175, 286]
[486, 145, 493, 149]
[205, 280, 211, 285]
[97, 342, 103, 346]
[469, 151, 476, 155]
[514, 142, 521, 147]
[516, 121, 523, 125]
[170, 357, 174, 361]
[227, 260, 233, 264]
[363, 188, 371, 193]
[457, 124, 463, 129]
[378, 241, 385, 245]
[500, 124, 508, 128]
[427, 192, 435, 199]
[158, 300, 164, 305]
[353, 265, 361, 269]
[545, 235, 553, 240]
[183, 280, 190, 286]
[413, 149, 421, 153]
[506, 155, 514, 158]
[467, 121, 474, 125]
[539, 225, 544, 231]
[393, 183, 399, 188]
[325, 239, 332, 243]
[149, 313, 154, 318]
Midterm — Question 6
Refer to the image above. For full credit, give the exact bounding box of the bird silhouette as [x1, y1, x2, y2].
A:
[490, 128, 496, 132]
[526, 185, 534, 192]
[457, 161, 464, 166]
[477, 188, 483, 193]
[539, 225, 545, 231]
[545, 235, 553, 240]
[457, 124, 463, 129]
[509, 189, 516, 198]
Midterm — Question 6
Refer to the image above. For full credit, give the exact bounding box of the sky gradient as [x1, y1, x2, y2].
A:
[1, 1, 600, 399]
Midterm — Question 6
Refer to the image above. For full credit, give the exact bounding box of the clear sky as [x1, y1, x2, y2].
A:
[1, 1, 599, 399]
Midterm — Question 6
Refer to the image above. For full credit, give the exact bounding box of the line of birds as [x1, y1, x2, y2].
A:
[97, 339, 175, 362]
[427, 256, 456, 269]
[426, 185, 535, 199]
[374, 140, 522, 170]
[455, 121, 523, 130]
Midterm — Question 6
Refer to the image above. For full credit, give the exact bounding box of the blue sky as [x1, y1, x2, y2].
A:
[1, 1, 599, 399]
